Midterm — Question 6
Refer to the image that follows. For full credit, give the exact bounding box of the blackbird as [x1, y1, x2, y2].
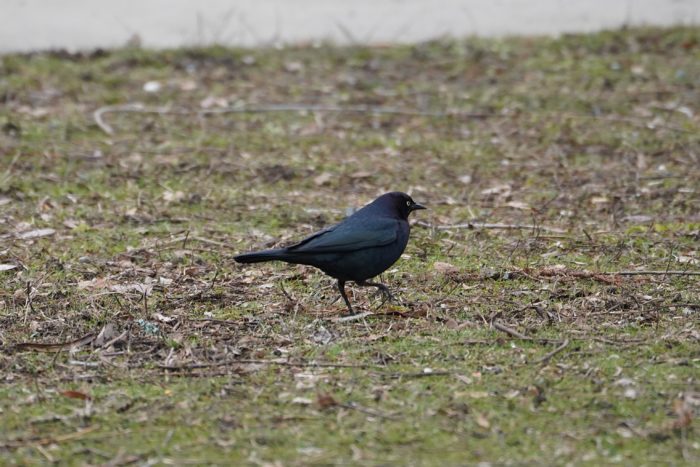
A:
[234, 191, 426, 314]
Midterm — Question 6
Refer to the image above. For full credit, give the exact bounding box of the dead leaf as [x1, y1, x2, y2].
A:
[78, 277, 112, 290]
[178, 79, 198, 91]
[61, 390, 92, 401]
[675, 106, 694, 118]
[94, 323, 118, 347]
[433, 261, 459, 274]
[111, 283, 153, 296]
[622, 215, 653, 223]
[672, 398, 693, 430]
[313, 172, 333, 186]
[676, 255, 698, 265]
[445, 318, 460, 329]
[504, 389, 521, 399]
[0, 264, 17, 272]
[464, 391, 489, 399]
[475, 412, 491, 429]
[292, 397, 313, 405]
[614, 377, 635, 387]
[17, 228, 55, 239]
[163, 190, 185, 203]
[481, 184, 511, 196]
[63, 219, 80, 229]
[200, 96, 229, 109]
[158, 276, 173, 285]
[153, 313, 175, 323]
[311, 325, 333, 345]
[317, 393, 338, 410]
[143, 81, 161, 93]
[505, 201, 530, 210]
[17, 106, 50, 118]
[454, 374, 472, 385]
[284, 61, 303, 73]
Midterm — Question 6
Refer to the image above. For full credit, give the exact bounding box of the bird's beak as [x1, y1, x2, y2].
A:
[411, 203, 427, 211]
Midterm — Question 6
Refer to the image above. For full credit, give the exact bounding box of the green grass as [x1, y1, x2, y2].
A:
[1, 27, 699, 464]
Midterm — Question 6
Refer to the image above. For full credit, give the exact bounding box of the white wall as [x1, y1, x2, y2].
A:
[1, 0, 699, 52]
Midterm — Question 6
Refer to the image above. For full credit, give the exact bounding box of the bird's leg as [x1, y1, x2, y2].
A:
[356, 281, 395, 307]
[337, 280, 355, 314]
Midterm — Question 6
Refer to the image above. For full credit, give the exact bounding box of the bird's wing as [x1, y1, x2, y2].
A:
[288, 218, 398, 254]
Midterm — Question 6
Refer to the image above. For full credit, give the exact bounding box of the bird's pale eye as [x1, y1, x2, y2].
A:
[406, 200, 412, 207]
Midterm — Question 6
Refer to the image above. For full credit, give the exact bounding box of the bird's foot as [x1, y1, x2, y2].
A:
[375, 291, 395, 309]
[372, 286, 395, 303]
[357, 281, 398, 309]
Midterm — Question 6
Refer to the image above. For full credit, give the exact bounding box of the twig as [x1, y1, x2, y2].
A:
[92, 103, 491, 135]
[157, 358, 372, 370]
[191, 236, 235, 249]
[98, 330, 128, 350]
[340, 402, 398, 420]
[24, 280, 36, 324]
[417, 221, 567, 234]
[1, 425, 100, 449]
[35, 444, 54, 462]
[534, 339, 570, 365]
[555, 111, 693, 134]
[67, 359, 100, 367]
[461, 339, 494, 345]
[485, 267, 700, 283]
[279, 282, 294, 303]
[491, 320, 564, 345]
[93, 103, 695, 136]
[492, 321, 532, 340]
[383, 370, 453, 379]
[599, 270, 700, 276]
[334, 312, 374, 323]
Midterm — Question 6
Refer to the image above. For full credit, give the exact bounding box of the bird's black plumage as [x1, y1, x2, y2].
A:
[235, 192, 426, 314]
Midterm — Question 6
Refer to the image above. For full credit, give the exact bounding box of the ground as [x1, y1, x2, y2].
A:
[0, 27, 699, 465]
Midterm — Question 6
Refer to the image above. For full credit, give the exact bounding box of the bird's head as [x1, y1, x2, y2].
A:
[381, 192, 426, 219]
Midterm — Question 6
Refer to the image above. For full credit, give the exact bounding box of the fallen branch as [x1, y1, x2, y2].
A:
[14, 332, 96, 353]
[417, 221, 567, 234]
[534, 339, 570, 365]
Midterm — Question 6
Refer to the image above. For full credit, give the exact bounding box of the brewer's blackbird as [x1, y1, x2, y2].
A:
[234, 192, 426, 314]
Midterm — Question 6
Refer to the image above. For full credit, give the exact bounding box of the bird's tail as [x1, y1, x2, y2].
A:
[234, 248, 291, 264]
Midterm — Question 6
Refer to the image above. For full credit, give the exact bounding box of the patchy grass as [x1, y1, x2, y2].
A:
[1, 27, 699, 464]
